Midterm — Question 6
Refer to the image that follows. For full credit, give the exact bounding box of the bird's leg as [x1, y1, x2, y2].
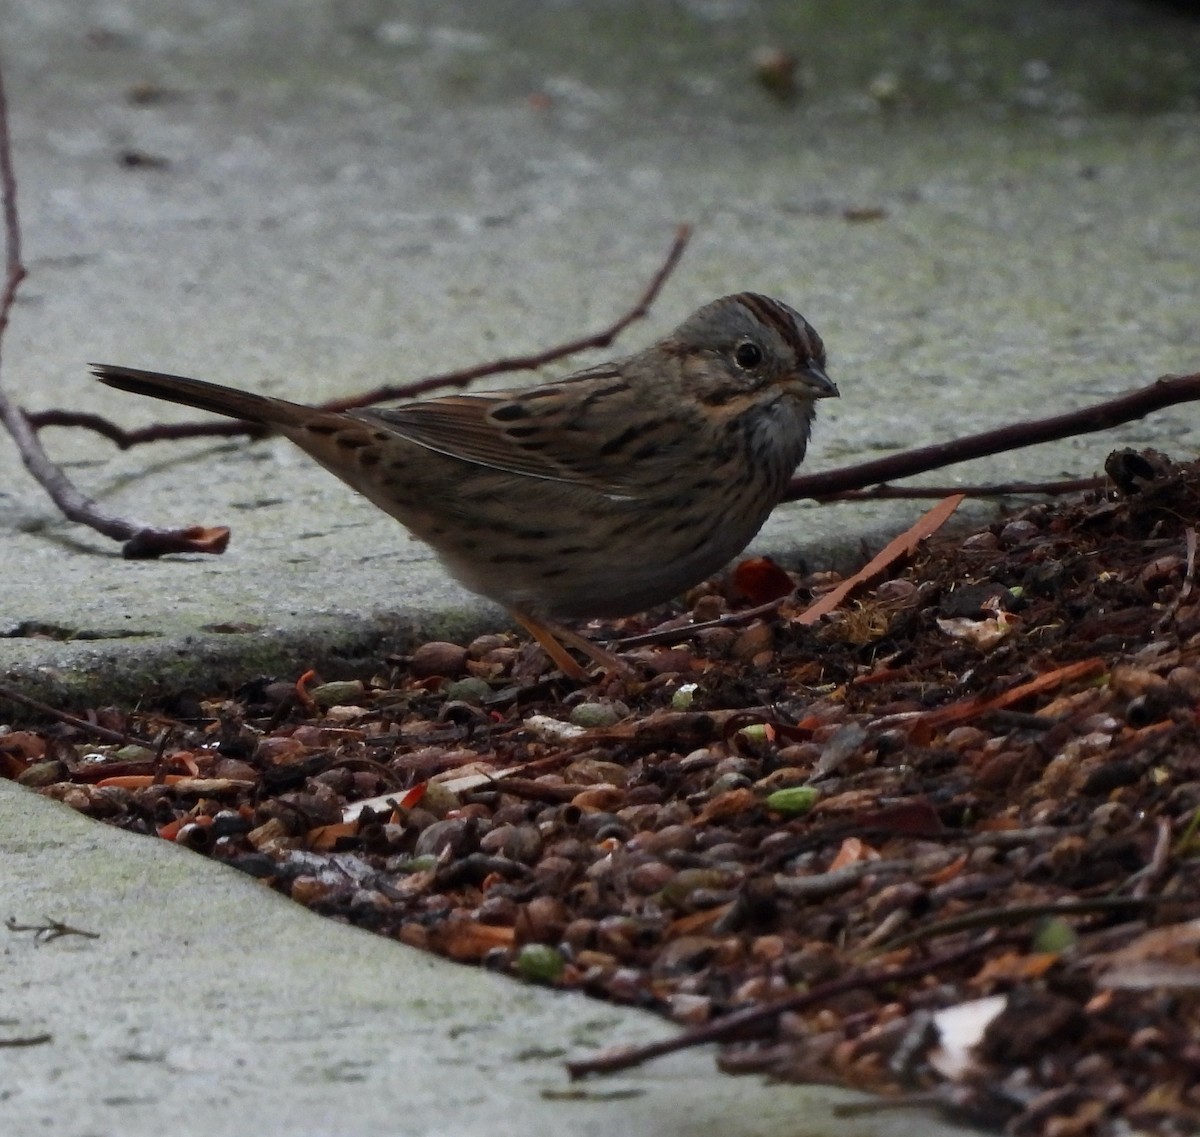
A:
[510, 610, 633, 681]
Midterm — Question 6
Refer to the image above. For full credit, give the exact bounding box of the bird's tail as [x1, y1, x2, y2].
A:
[90, 364, 316, 430]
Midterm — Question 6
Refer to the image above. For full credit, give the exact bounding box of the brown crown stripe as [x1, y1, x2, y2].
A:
[733, 292, 814, 361]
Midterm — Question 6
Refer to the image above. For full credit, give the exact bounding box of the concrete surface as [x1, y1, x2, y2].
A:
[2, 0, 1199, 1134]
[6, 778, 973, 1137]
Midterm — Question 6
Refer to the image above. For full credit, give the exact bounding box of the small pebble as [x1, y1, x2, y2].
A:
[518, 896, 569, 943]
[714, 756, 754, 778]
[502, 825, 544, 864]
[944, 726, 989, 750]
[704, 842, 750, 864]
[476, 895, 518, 926]
[659, 868, 741, 909]
[631, 647, 695, 675]
[691, 594, 726, 621]
[708, 772, 751, 794]
[570, 784, 626, 813]
[753, 766, 810, 791]
[1167, 666, 1200, 699]
[413, 818, 472, 859]
[524, 714, 587, 743]
[668, 992, 712, 1025]
[16, 760, 66, 788]
[442, 677, 491, 705]
[695, 627, 737, 657]
[751, 45, 800, 102]
[775, 742, 821, 766]
[1109, 664, 1169, 699]
[731, 621, 773, 661]
[961, 531, 1000, 552]
[679, 747, 718, 772]
[562, 918, 597, 951]
[564, 757, 629, 786]
[310, 680, 365, 709]
[410, 641, 469, 678]
[999, 519, 1040, 546]
[627, 860, 676, 894]
[629, 824, 695, 855]
[467, 633, 510, 657]
[595, 916, 641, 958]
[569, 702, 624, 729]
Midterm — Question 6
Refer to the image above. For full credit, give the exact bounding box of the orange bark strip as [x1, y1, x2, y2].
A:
[916, 657, 1107, 730]
[795, 495, 965, 626]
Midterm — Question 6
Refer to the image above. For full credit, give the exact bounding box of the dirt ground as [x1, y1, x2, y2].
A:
[5, 447, 1200, 1136]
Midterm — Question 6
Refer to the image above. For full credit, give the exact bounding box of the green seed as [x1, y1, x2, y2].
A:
[443, 677, 492, 705]
[516, 944, 565, 983]
[765, 786, 819, 816]
[672, 683, 699, 710]
[1033, 917, 1077, 954]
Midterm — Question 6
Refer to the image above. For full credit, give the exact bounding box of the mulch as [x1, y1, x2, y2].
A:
[4, 445, 1200, 1136]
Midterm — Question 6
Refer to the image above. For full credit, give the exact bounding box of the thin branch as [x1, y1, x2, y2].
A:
[0, 73, 23, 332]
[615, 594, 788, 650]
[31, 224, 694, 450]
[319, 223, 693, 411]
[0, 66, 226, 557]
[565, 935, 994, 1079]
[823, 476, 1104, 501]
[43, 226, 687, 551]
[21, 408, 260, 448]
[880, 895, 1165, 952]
[788, 372, 1200, 501]
[5, 916, 101, 943]
[0, 681, 157, 748]
[1129, 817, 1174, 901]
[0, 1033, 52, 1048]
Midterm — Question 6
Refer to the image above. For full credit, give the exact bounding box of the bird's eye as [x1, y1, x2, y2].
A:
[734, 341, 763, 370]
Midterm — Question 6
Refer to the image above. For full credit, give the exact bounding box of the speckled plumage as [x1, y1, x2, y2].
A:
[92, 293, 837, 676]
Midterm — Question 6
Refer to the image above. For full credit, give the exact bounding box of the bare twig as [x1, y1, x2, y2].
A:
[614, 594, 790, 650]
[0, 681, 157, 747]
[0, 66, 227, 557]
[323, 224, 693, 410]
[880, 895, 1163, 952]
[788, 372, 1200, 501]
[1153, 526, 1196, 633]
[565, 936, 994, 1079]
[1129, 818, 1174, 901]
[772, 857, 925, 901]
[821, 476, 1104, 501]
[5, 915, 101, 943]
[21, 407, 260, 448]
[31, 224, 694, 449]
[0, 1033, 52, 1048]
[0, 76, 23, 332]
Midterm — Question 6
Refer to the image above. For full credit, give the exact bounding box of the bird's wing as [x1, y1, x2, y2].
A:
[356, 367, 676, 498]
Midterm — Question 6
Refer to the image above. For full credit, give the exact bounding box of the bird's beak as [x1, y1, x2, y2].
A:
[792, 363, 839, 399]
